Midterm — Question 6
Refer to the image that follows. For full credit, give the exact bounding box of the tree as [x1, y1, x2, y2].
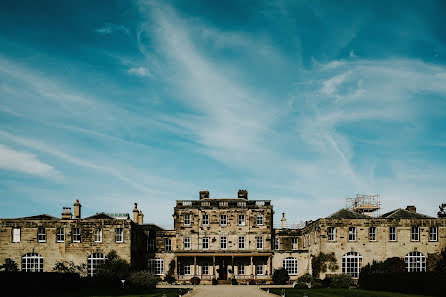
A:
[53, 261, 84, 273]
[312, 252, 339, 278]
[0, 258, 18, 272]
[95, 250, 130, 280]
[438, 204, 446, 218]
[128, 271, 158, 289]
[164, 260, 176, 284]
[272, 267, 290, 284]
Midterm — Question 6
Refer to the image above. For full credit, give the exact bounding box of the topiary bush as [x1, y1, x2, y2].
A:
[272, 267, 290, 284]
[297, 273, 313, 284]
[293, 282, 308, 289]
[231, 278, 238, 285]
[212, 278, 218, 285]
[128, 271, 158, 289]
[190, 276, 200, 285]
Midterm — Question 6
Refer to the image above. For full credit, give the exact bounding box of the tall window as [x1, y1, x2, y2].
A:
[256, 214, 264, 225]
[202, 237, 209, 250]
[328, 227, 336, 241]
[72, 227, 81, 243]
[238, 263, 245, 275]
[283, 257, 298, 275]
[22, 253, 43, 272]
[314, 231, 317, 244]
[148, 258, 164, 275]
[292, 237, 298, 250]
[165, 238, 172, 252]
[115, 228, 124, 243]
[256, 236, 263, 250]
[405, 251, 426, 272]
[238, 236, 245, 249]
[202, 214, 209, 226]
[348, 227, 356, 241]
[202, 263, 209, 275]
[184, 237, 191, 250]
[256, 264, 263, 275]
[237, 201, 246, 208]
[389, 227, 397, 241]
[37, 227, 46, 243]
[13, 228, 21, 243]
[56, 227, 65, 242]
[342, 252, 363, 278]
[147, 238, 155, 251]
[219, 201, 228, 207]
[238, 214, 245, 226]
[87, 253, 106, 277]
[429, 226, 438, 242]
[369, 227, 376, 241]
[184, 214, 191, 226]
[220, 236, 227, 250]
[411, 227, 420, 241]
[274, 238, 279, 250]
[94, 228, 102, 243]
[220, 215, 227, 226]
[184, 263, 191, 275]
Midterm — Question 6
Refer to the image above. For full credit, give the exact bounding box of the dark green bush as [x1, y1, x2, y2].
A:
[128, 271, 158, 289]
[297, 273, 313, 284]
[164, 274, 176, 284]
[311, 279, 323, 288]
[0, 258, 18, 272]
[293, 282, 308, 289]
[190, 276, 200, 285]
[231, 278, 238, 285]
[272, 267, 290, 284]
[212, 278, 218, 285]
[248, 278, 256, 285]
[95, 250, 130, 281]
[324, 274, 355, 288]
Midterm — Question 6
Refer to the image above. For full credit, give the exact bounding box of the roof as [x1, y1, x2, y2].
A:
[326, 209, 371, 219]
[17, 214, 60, 220]
[379, 208, 434, 219]
[83, 213, 116, 220]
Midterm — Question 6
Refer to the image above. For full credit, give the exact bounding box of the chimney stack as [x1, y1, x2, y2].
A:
[406, 205, 417, 213]
[138, 210, 144, 224]
[133, 203, 139, 223]
[199, 190, 210, 200]
[281, 213, 287, 229]
[61, 207, 72, 220]
[73, 200, 81, 219]
[237, 189, 248, 199]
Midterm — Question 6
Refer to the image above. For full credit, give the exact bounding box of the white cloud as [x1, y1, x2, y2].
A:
[128, 66, 152, 78]
[95, 23, 129, 35]
[0, 144, 59, 178]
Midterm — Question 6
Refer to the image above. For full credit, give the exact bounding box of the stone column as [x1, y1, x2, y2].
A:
[194, 256, 197, 276]
[213, 256, 216, 278]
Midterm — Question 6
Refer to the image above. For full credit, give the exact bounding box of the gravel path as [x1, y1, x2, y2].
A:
[185, 285, 276, 297]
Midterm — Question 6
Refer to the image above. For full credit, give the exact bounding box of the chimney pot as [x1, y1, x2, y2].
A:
[237, 189, 248, 199]
[199, 190, 210, 200]
[281, 212, 287, 229]
[73, 200, 81, 219]
[133, 202, 139, 223]
[406, 205, 417, 213]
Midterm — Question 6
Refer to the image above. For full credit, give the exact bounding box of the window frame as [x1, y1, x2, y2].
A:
[238, 214, 245, 226]
[22, 252, 43, 272]
[93, 228, 102, 243]
[411, 226, 420, 242]
[283, 257, 298, 275]
[202, 213, 209, 226]
[238, 262, 245, 275]
[256, 263, 263, 275]
[220, 214, 227, 226]
[148, 258, 164, 275]
[202, 237, 209, 250]
[369, 226, 377, 241]
[165, 238, 172, 252]
[328, 227, 336, 241]
[256, 236, 263, 250]
[405, 251, 426, 272]
[37, 227, 46, 243]
[56, 227, 65, 243]
[184, 236, 191, 250]
[429, 226, 438, 242]
[292, 237, 298, 250]
[147, 237, 155, 251]
[348, 227, 357, 241]
[342, 252, 363, 278]
[184, 263, 191, 275]
[238, 236, 245, 250]
[115, 228, 124, 243]
[274, 238, 280, 250]
[256, 214, 264, 226]
[184, 214, 191, 226]
[87, 253, 106, 277]
[202, 262, 209, 275]
[389, 226, 397, 241]
[220, 236, 227, 250]
[13, 228, 21, 243]
[72, 227, 81, 243]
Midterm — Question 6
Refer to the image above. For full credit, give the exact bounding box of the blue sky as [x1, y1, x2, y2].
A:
[1, 0, 446, 228]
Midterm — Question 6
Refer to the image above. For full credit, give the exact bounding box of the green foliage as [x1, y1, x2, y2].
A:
[190, 276, 200, 285]
[293, 282, 308, 289]
[128, 270, 158, 289]
[231, 278, 238, 285]
[164, 260, 176, 284]
[52, 261, 84, 273]
[95, 250, 130, 280]
[272, 267, 290, 284]
[438, 203, 446, 218]
[312, 252, 339, 278]
[297, 273, 313, 284]
[0, 258, 18, 272]
[433, 248, 446, 272]
[212, 278, 218, 285]
[360, 257, 405, 276]
[324, 274, 355, 288]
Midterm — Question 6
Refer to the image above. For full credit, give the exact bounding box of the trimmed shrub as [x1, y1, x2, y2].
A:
[311, 279, 323, 289]
[248, 278, 256, 285]
[190, 276, 200, 285]
[0, 258, 18, 272]
[128, 271, 158, 289]
[164, 274, 176, 284]
[272, 267, 290, 284]
[293, 282, 308, 289]
[212, 278, 218, 285]
[297, 273, 313, 284]
[324, 274, 355, 288]
[231, 278, 238, 285]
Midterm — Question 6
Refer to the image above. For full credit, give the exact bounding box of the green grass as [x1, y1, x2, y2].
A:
[85, 288, 190, 297]
[266, 288, 434, 297]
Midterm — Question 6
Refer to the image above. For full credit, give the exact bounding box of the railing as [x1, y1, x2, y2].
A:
[234, 275, 271, 280]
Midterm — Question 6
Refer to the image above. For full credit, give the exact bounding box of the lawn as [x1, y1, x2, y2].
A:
[83, 288, 190, 297]
[266, 288, 434, 297]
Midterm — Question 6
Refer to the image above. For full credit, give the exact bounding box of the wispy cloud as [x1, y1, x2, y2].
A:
[128, 66, 152, 78]
[95, 23, 129, 35]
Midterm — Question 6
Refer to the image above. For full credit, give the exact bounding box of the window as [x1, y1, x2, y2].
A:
[184, 237, 191, 250]
[238, 236, 245, 250]
[292, 237, 298, 250]
[274, 238, 279, 250]
[56, 228, 65, 242]
[238, 263, 245, 275]
[256, 264, 263, 275]
[72, 227, 81, 243]
[94, 228, 102, 243]
[283, 257, 298, 275]
[256, 201, 265, 207]
[202, 263, 209, 275]
[38, 227, 46, 242]
[429, 226, 438, 242]
[369, 227, 376, 241]
[405, 251, 426, 272]
[202, 237, 209, 250]
[115, 228, 124, 243]
[389, 227, 397, 241]
[219, 201, 228, 207]
[13, 228, 20, 243]
[165, 238, 172, 252]
[256, 236, 263, 250]
[348, 227, 356, 241]
[238, 214, 245, 226]
[303, 236, 306, 248]
[148, 258, 164, 275]
[220, 215, 227, 226]
[256, 214, 264, 225]
[237, 201, 246, 208]
[22, 253, 43, 272]
[342, 252, 363, 278]
[184, 214, 191, 226]
[184, 263, 191, 275]
[220, 236, 227, 250]
[328, 227, 336, 241]
[308, 233, 311, 246]
[87, 253, 106, 277]
[183, 201, 192, 206]
[314, 231, 317, 244]
[202, 214, 209, 226]
[411, 227, 420, 241]
[147, 238, 155, 251]
[201, 201, 210, 207]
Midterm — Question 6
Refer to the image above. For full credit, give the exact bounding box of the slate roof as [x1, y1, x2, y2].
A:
[326, 208, 371, 219]
[83, 212, 117, 220]
[379, 208, 434, 219]
[18, 214, 60, 220]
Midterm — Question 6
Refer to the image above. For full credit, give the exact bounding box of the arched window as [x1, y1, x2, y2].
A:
[342, 252, 363, 278]
[283, 257, 298, 275]
[87, 253, 106, 277]
[22, 253, 43, 272]
[148, 258, 164, 275]
[405, 251, 426, 272]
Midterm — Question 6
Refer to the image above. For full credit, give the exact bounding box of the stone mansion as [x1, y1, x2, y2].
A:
[0, 190, 445, 283]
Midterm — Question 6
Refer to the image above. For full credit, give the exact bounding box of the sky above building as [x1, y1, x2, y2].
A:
[1, 0, 446, 228]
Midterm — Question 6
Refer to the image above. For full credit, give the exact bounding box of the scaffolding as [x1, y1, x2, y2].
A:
[346, 194, 381, 217]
